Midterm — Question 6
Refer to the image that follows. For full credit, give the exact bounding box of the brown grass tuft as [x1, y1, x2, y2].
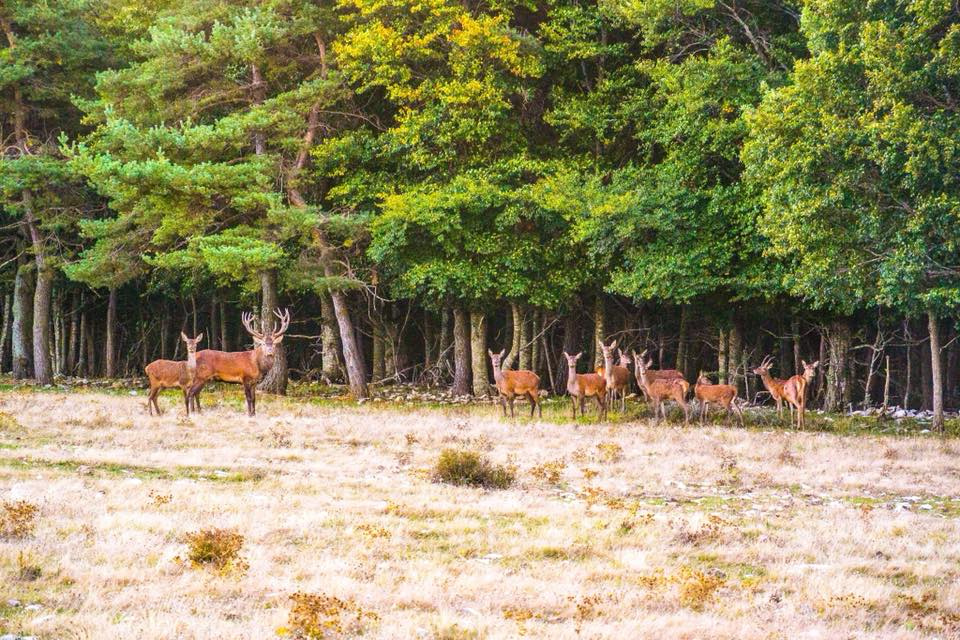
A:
[1, 500, 38, 538]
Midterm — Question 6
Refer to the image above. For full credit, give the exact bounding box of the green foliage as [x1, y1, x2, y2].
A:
[744, 0, 960, 315]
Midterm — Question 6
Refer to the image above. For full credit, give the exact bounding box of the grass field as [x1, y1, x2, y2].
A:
[1, 384, 959, 639]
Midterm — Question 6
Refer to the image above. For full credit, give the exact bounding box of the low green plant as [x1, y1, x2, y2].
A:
[183, 528, 247, 573]
[1, 500, 38, 538]
[433, 449, 515, 489]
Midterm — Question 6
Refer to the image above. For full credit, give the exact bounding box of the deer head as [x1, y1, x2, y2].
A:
[180, 332, 204, 356]
[242, 308, 291, 358]
[598, 339, 617, 364]
[617, 349, 631, 368]
[696, 371, 711, 386]
[563, 351, 583, 368]
[751, 355, 775, 376]
[801, 359, 820, 381]
[632, 351, 653, 376]
[487, 348, 507, 371]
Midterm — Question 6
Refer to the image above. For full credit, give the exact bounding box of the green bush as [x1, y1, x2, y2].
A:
[433, 449, 514, 489]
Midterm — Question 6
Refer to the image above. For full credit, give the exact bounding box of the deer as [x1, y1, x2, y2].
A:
[751, 355, 791, 421]
[633, 352, 690, 426]
[694, 372, 743, 427]
[563, 351, 607, 421]
[186, 308, 290, 417]
[488, 348, 542, 418]
[145, 332, 204, 416]
[783, 360, 819, 430]
[631, 349, 685, 402]
[597, 340, 631, 412]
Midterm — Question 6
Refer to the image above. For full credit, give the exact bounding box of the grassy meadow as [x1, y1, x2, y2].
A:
[1, 383, 959, 639]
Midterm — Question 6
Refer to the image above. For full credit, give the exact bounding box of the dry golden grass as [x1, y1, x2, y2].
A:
[1, 388, 959, 639]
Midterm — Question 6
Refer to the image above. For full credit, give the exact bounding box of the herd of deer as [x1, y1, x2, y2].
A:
[144, 309, 290, 417]
[144, 312, 818, 428]
[489, 340, 821, 429]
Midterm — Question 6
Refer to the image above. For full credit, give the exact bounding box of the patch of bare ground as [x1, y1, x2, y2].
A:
[1, 389, 958, 639]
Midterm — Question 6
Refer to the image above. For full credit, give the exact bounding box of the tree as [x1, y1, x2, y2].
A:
[1, 0, 111, 383]
[745, 0, 960, 431]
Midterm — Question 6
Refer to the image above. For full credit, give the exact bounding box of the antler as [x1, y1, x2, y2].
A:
[756, 354, 774, 369]
[241, 311, 264, 340]
[272, 307, 291, 338]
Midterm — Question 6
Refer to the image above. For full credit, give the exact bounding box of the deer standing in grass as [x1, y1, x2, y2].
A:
[564, 351, 607, 421]
[488, 349, 541, 418]
[751, 355, 791, 420]
[186, 309, 290, 416]
[145, 332, 204, 416]
[783, 360, 819, 430]
[632, 349, 685, 402]
[633, 352, 689, 426]
[694, 372, 743, 427]
[597, 340, 631, 412]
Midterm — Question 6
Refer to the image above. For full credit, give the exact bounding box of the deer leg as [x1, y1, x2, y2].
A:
[250, 386, 257, 416]
[570, 396, 577, 420]
[183, 388, 191, 416]
[528, 391, 536, 418]
[193, 390, 201, 413]
[579, 396, 586, 419]
[509, 395, 516, 418]
[148, 386, 159, 416]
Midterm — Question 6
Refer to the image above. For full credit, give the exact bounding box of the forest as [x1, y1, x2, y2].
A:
[2, 0, 959, 429]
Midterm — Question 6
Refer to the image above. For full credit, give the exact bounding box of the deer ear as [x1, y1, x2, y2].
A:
[181, 332, 188, 342]
[811, 360, 819, 368]
[273, 334, 284, 344]
[499, 349, 506, 359]
[196, 333, 203, 343]
[574, 352, 583, 360]
[611, 340, 617, 350]
[563, 351, 569, 359]
[488, 349, 494, 358]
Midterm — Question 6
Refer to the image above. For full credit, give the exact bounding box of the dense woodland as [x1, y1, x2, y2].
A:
[2, 0, 960, 428]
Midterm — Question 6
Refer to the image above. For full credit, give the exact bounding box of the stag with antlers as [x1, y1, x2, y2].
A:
[186, 308, 291, 416]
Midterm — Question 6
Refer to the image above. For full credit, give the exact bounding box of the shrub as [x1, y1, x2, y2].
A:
[1, 500, 38, 539]
[433, 449, 514, 489]
[677, 567, 725, 609]
[285, 592, 378, 639]
[183, 528, 247, 573]
[529, 458, 565, 485]
[596, 442, 623, 463]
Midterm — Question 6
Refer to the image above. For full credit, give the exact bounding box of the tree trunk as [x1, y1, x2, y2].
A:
[824, 318, 851, 413]
[52, 290, 63, 377]
[792, 318, 802, 374]
[452, 306, 471, 395]
[519, 306, 532, 370]
[12, 262, 34, 380]
[718, 327, 728, 385]
[530, 311, 541, 376]
[258, 270, 288, 394]
[728, 321, 743, 396]
[159, 300, 170, 360]
[209, 294, 219, 350]
[815, 328, 828, 407]
[929, 310, 944, 432]
[319, 293, 341, 382]
[946, 326, 958, 410]
[903, 319, 913, 410]
[78, 307, 88, 377]
[509, 302, 522, 367]
[592, 296, 606, 369]
[85, 312, 97, 376]
[0, 293, 11, 373]
[676, 304, 688, 374]
[438, 304, 452, 379]
[104, 287, 117, 378]
[921, 329, 933, 411]
[372, 320, 385, 382]
[470, 311, 488, 397]
[219, 300, 230, 352]
[423, 310, 435, 371]
[31, 267, 54, 384]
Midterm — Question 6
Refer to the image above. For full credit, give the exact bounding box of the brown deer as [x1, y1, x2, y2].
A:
[186, 308, 290, 416]
[632, 349, 685, 402]
[597, 340, 631, 412]
[488, 349, 541, 418]
[145, 332, 204, 416]
[783, 360, 819, 429]
[751, 355, 791, 420]
[634, 352, 689, 426]
[564, 351, 607, 421]
[694, 372, 743, 427]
